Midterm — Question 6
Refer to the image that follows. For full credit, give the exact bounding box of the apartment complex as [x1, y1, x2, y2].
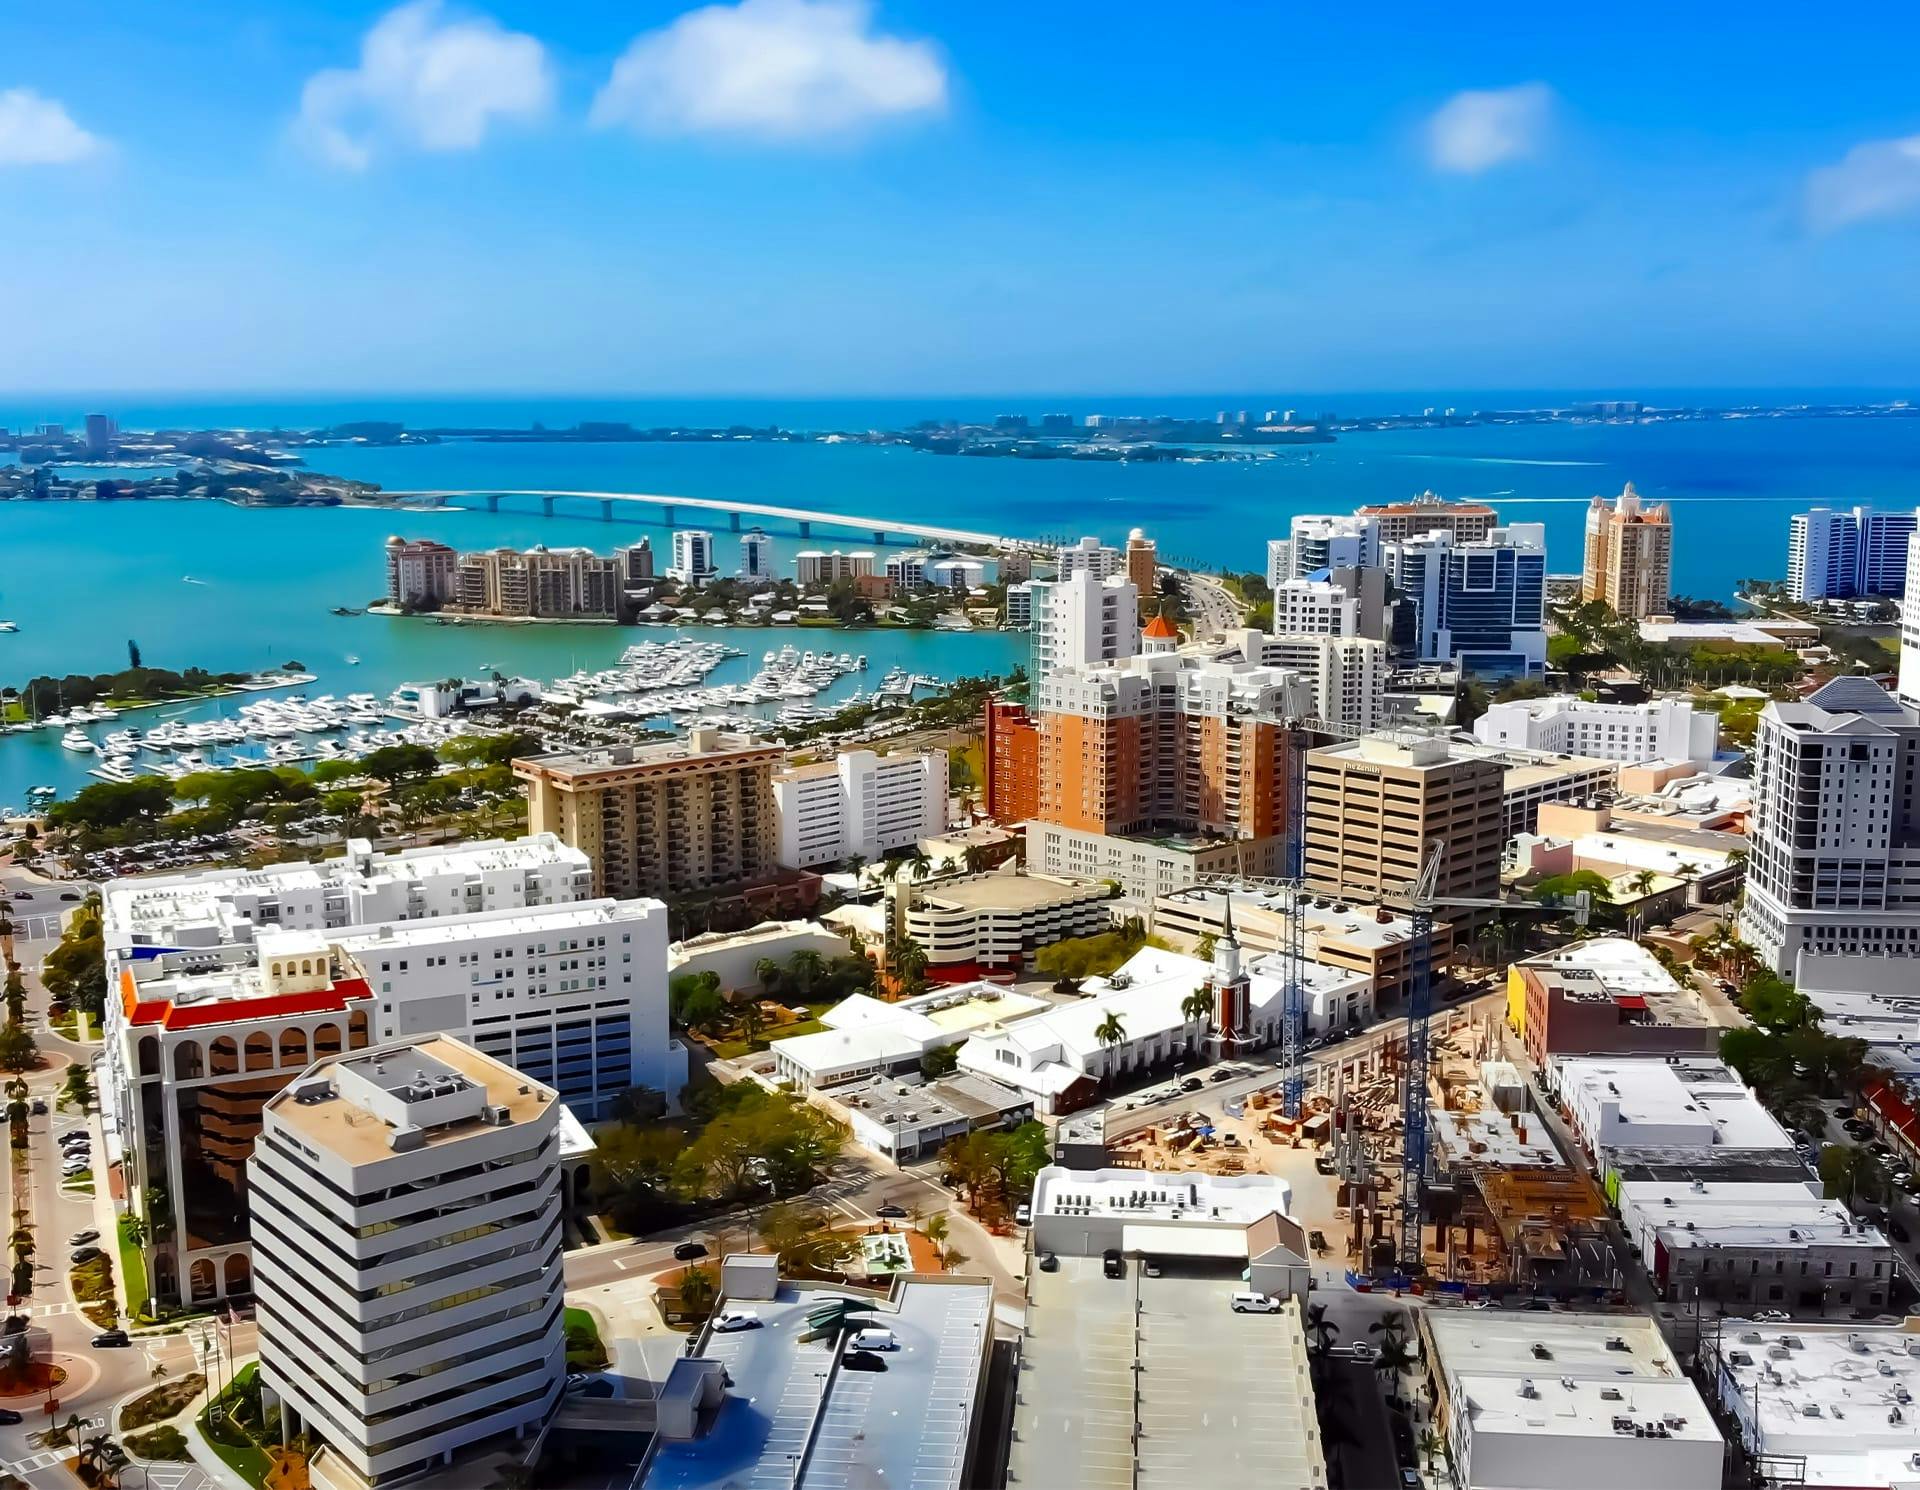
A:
[1268, 565, 1389, 638]
[773, 748, 948, 868]
[1385, 523, 1548, 675]
[670, 530, 716, 583]
[982, 697, 1040, 824]
[1582, 482, 1673, 619]
[1055, 534, 1126, 579]
[1235, 628, 1392, 730]
[516, 731, 783, 899]
[793, 549, 876, 585]
[383, 537, 459, 609]
[1739, 677, 1920, 974]
[251, 1038, 564, 1488]
[454, 545, 619, 619]
[1029, 570, 1139, 676]
[1125, 527, 1157, 594]
[1285, 513, 1381, 578]
[1034, 649, 1310, 840]
[1788, 504, 1918, 602]
[738, 528, 772, 579]
[1355, 493, 1498, 546]
[1474, 694, 1719, 767]
[619, 538, 654, 588]
[1302, 736, 1505, 910]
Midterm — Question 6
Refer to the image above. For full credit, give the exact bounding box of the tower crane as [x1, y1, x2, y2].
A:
[1381, 840, 1589, 1274]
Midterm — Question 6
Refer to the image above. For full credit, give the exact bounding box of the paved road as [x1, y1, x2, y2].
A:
[1180, 570, 1248, 641]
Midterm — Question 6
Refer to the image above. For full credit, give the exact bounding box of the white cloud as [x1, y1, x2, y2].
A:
[295, 0, 553, 169]
[591, 0, 946, 143]
[0, 88, 103, 166]
[1805, 134, 1920, 233]
[1425, 83, 1553, 175]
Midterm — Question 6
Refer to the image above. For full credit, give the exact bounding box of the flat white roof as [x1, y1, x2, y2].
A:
[1619, 1180, 1888, 1250]
[1717, 1320, 1920, 1487]
[1554, 1056, 1793, 1152]
[1033, 1165, 1292, 1227]
[315, 897, 659, 951]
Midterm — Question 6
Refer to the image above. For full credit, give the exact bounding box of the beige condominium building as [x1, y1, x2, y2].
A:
[1355, 492, 1498, 546]
[515, 730, 783, 899]
[1582, 482, 1673, 619]
[1302, 736, 1504, 920]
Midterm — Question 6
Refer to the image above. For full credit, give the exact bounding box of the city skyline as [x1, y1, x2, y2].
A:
[4, 2, 1920, 393]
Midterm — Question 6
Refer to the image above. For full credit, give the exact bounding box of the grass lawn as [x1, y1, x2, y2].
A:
[708, 1017, 828, 1059]
[122, 1372, 207, 1430]
[118, 1215, 149, 1319]
[564, 1306, 609, 1370]
[196, 1364, 272, 1489]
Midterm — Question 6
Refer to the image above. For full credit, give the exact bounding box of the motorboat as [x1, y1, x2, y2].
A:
[60, 729, 96, 753]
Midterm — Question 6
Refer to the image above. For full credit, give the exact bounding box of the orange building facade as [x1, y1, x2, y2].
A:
[983, 697, 1041, 824]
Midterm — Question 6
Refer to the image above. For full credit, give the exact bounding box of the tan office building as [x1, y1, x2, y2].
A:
[1582, 482, 1673, 619]
[514, 730, 783, 898]
[1301, 736, 1504, 919]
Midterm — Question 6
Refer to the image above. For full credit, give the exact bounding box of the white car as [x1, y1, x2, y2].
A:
[1230, 1292, 1282, 1314]
[711, 1311, 761, 1333]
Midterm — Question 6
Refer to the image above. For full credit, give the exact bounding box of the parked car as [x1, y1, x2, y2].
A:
[1143, 1260, 1163, 1278]
[1038, 1253, 1059, 1273]
[1014, 1203, 1031, 1226]
[842, 1350, 888, 1373]
[68, 1230, 98, 1246]
[1102, 1249, 1125, 1279]
[1230, 1292, 1281, 1314]
[1753, 1310, 1791, 1323]
[1210, 1069, 1237, 1084]
[672, 1242, 708, 1262]
[0, 1409, 20, 1425]
[69, 1246, 102, 1265]
[1179, 1078, 1204, 1094]
[1345, 1342, 1379, 1362]
[90, 1330, 129, 1349]
[849, 1327, 898, 1352]
[28, 1101, 44, 1116]
[712, 1311, 761, 1333]
[875, 1203, 908, 1219]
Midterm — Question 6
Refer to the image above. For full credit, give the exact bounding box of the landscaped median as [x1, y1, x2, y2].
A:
[195, 1363, 273, 1488]
[116, 1215, 148, 1320]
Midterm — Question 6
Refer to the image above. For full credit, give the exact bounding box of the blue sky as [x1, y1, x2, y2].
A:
[5, 1, 1920, 395]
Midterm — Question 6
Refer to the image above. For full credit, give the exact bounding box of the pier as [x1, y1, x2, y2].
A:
[384, 488, 1048, 553]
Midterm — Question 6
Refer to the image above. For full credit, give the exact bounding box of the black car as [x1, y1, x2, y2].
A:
[58, 892, 79, 902]
[1038, 1253, 1059, 1273]
[0, 1409, 20, 1425]
[1209, 1069, 1236, 1084]
[1102, 1248, 1125, 1279]
[91, 1330, 129, 1349]
[875, 1202, 908, 1219]
[1179, 1078, 1204, 1093]
[29, 1101, 44, 1116]
[672, 1241, 708, 1262]
[70, 1246, 102, 1265]
[843, 1350, 888, 1373]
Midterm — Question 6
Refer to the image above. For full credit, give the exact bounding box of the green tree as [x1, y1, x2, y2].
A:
[1093, 1012, 1127, 1082]
[919, 1043, 960, 1079]
[41, 899, 106, 1019]
[757, 1203, 857, 1275]
[0, 1025, 36, 1074]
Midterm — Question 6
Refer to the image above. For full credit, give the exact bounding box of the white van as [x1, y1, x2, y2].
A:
[848, 1327, 899, 1352]
[1230, 1292, 1281, 1314]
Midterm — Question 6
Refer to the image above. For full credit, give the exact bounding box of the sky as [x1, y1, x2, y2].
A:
[5, 1, 1920, 396]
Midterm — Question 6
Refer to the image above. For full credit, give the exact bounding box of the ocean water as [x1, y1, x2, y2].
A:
[2, 400, 1916, 804]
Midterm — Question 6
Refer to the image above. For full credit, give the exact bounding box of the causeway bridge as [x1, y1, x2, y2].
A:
[381, 488, 1047, 552]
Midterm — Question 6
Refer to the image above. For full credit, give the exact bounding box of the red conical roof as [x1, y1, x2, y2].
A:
[1143, 614, 1178, 639]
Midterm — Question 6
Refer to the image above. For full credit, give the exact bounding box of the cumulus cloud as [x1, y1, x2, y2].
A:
[1805, 134, 1920, 233]
[295, 0, 553, 169]
[0, 88, 104, 166]
[591, 0, 946, 143]
[1425, 83, 1553, 175]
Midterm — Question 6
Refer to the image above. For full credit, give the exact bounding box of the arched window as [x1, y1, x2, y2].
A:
[209, 1038, 240, 1077]
[224, 1254, 252, 1298]
[300, 959, 313, 977]
[137, 1036, 161, 1078]
[279, 1029, 309, 1067]
[312, 1023, 342, 1057]
[347, 1010, 370, 1048]
[173, 1041, 204, 1081]
[244, 1033, 274, 1073]
[189, 1259, 217, 1304]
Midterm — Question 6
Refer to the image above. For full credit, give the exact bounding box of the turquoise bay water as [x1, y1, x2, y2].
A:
[3, 408, 1917, 804]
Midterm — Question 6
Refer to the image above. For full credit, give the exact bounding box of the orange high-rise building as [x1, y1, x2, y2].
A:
[983, 697, 1041, 824]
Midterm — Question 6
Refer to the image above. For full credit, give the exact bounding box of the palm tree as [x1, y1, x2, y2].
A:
[1418, 1427, 1444, 1477]
[1627, 869, 1658, 898]
[963, 844, 994, 874]
[893, 936, 929, 995]
[676, 1265, 717, 1318]
[738, 1001, 768, 1050]
[1181, 988, 1213, 1024]
[922, 1213, 950, 1260]
[907, 852, 932, 882]
[754, 957, 785, 999]
[844, 853, 867, 883]
[1094, 1012, 1127, 1084]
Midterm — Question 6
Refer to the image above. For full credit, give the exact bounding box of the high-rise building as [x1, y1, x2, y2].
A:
[1030, 571, 1139, 676]
[1302, 736, 1504, 918]
[1268, 565, 1389, 638]
[1284, 514, 1381, 578]
[1355, 492, 1498, 546]
[83, 412, 115, 455]
[620, 538, 655, 588]
[1385, 523, 1548, 674]
[1740, 677, 1920, 974]
[739, 527, 773, 579]
[1902, 541, 1920, 709]
[794, 549, 876, 585]
[251, 1037, 564, 1488]
[1231, 629, 1392, 730]
[983, 697, 1040, 824]
[383, 537, 460, 609]
[515, 731, 783, 899]
[774, 748, 949, 867]
[1034, 649, 1311, 840]
[1581, 482, 1673, 619]
[1265, 538, 1293, 592]
[454, 545, 618, 618]
[1787, 505, 1919, 601]
[1055, 534, 1127, 580]
[670, 530, 717, 584]
[886, 550, 931, 589]
[1125, 527, 1158, 596]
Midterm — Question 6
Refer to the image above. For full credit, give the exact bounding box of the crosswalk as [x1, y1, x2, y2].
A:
[14, 1302, 73, 1320]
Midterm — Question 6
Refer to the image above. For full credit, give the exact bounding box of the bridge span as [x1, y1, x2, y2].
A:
[381, 488, 1047, 552]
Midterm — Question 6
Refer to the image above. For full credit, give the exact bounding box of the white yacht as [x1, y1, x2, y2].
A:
[60, 728, 96, 753]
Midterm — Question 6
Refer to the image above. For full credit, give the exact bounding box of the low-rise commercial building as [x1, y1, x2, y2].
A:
[1549, 1057, 1793, 1169]
[892, 868, 1111, 971]
[1474, 695, 1720, 768]
[1617, 1180, 1894, 1316]
[773, 747, 948, 868]
[1419, 1311, 1722, 1490]
[251, 1037, 564, 1490]
[1506, 938, 1722, 1065]
[1028, 820, 1288, 906]
[1709, 1318, 1920, 1488]
[639, 1266, 996, 1490]
[820, 1070, 1033, 1163]
[769, 983, 1050, 1090]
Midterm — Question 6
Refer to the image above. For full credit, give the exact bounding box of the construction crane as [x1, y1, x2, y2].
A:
[1382, 840, 1588, 1274]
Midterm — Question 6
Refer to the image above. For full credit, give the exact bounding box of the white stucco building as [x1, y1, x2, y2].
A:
[251, 1037, 565, 1489]
[1030, 570, 1139, 676]
[1473, 695, 1719, 767]
[773, 748, 948, 868]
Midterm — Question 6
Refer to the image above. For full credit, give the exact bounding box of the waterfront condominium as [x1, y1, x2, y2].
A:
[454, 545, 619, 619]
[1739, 676, 1920, 976]
[1787, 505, 1920, 601]
[983, 696, 1041, 824]
[250, 1036, 564, 1489]
[1125, 527, 1157, 596]
[1028, 570, 1139, 677]
[1384, 523, 1549, 675]
[1276, 513, 1381, 580]
[773, 747, 949, 868]
[515, 729, 784, 899]
[670, 530, 717, 583]
[383, 537, 459, 609]
[1354, 492, 1498, 546]
[1055, 534, 1127, 579]
[1581, 482, 1673, 619]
